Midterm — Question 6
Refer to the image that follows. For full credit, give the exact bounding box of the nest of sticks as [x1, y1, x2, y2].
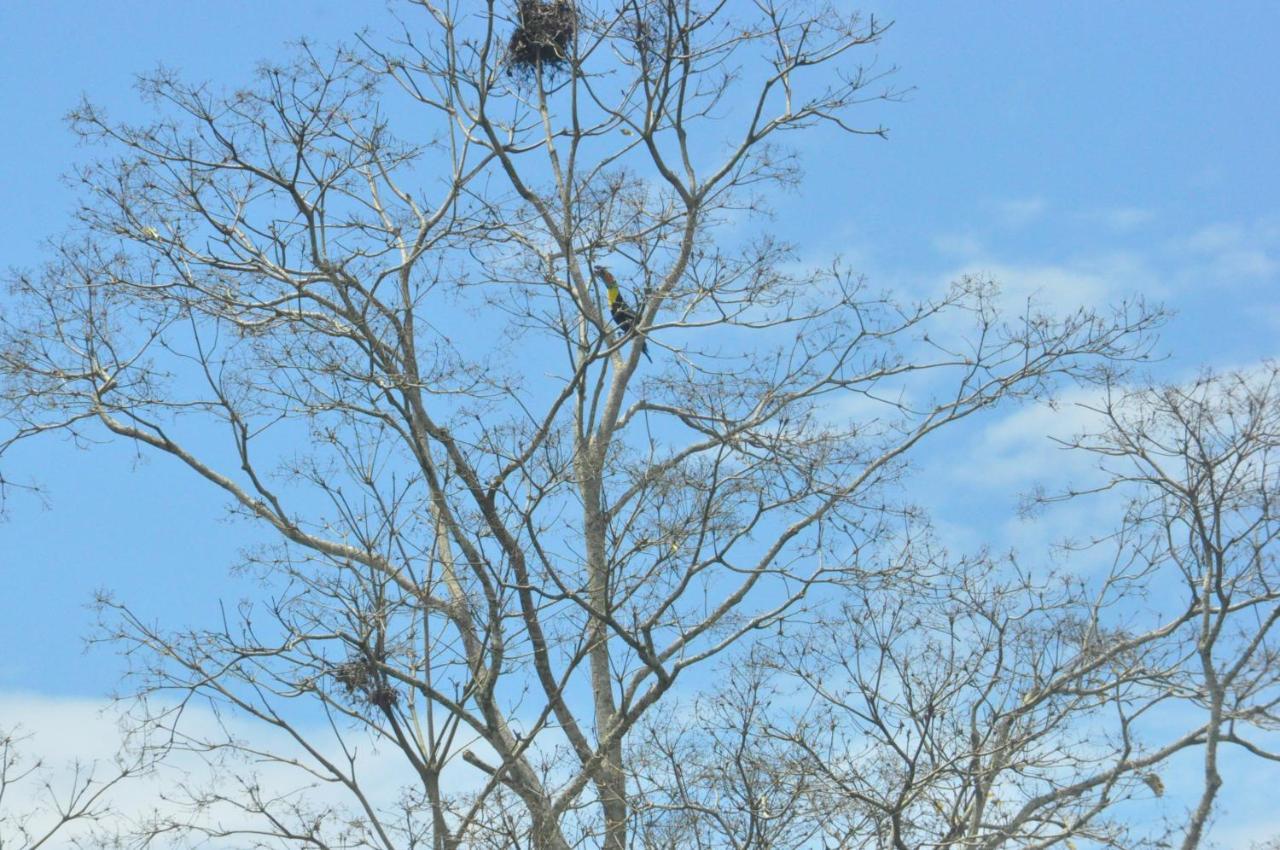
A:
[507, 0, 576, 76]
[333, 657, 399, 710]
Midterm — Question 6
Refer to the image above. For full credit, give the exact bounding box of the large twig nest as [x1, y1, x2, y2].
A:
[507, 0, 577, 76]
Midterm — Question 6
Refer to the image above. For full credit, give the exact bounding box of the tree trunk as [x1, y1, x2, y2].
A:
[582, 466, 628, 850]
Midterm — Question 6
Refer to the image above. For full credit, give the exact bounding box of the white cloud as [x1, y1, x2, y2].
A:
[0, 693, 135, 848]
[895, 385, 1121, 568]
[958, 388, 1106, 490]
[932, 210, 1276, 313]
[934, 356, 1277, 503]
[1179, 219, 1280, 283]
[932, 232, 985, 258]
[989, 196, 1048, 228]
[1091, 205, 1156, 232]
[944, 253, 1159, 317]
[0, 690, 479, 848]
[0, 692, 122, 763]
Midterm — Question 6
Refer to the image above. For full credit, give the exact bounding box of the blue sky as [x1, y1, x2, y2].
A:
[1, 1, 1277, 843]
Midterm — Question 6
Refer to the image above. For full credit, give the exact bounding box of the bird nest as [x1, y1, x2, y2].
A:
[333, 657, 400, 710]
[507, 0, 577, 76]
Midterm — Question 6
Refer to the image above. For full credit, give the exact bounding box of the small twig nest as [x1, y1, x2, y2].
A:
[507, 0, 576, 76]
[333, 657, 399, 710]
[365, 684, 400, 709]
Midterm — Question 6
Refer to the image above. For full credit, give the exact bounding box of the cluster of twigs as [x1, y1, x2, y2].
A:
[333, 656, 399, 709]
[507, 0, 576, 76]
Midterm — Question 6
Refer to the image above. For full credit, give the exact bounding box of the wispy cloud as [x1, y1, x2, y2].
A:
[1090, 205, 1156, 232]
[0, 690, 481, 847]
[944, 253, 1159, 316]
[989, 197, 1048, 228]
[932, 232, 985, 258]
[953, 388, 1106, 491]
[1182, 220, 1279, 281]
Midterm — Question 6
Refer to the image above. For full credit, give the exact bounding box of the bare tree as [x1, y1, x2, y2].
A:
[688, 366, 1279, 850]
[1060, 365, 1280, 849]
[0, 3, 1160, 849]
[0, 726, 146, 850]
[712, 561, 1188, 850]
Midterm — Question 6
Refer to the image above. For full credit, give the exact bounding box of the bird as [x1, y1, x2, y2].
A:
[593, 265, 651, 362]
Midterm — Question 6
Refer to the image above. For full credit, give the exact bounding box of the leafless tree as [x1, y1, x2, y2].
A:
[688, 366, 1279, 850]
[0, 3, 1160, 849]
[0, 726, 147, 850]
[1059, 365, 1280, 849]
[698, 561, 1183, 850]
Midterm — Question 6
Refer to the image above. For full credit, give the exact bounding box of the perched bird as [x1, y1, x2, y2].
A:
[593, 265, 651, 362]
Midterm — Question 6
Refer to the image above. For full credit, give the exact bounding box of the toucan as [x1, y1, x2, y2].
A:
[593, 265, 651, 362]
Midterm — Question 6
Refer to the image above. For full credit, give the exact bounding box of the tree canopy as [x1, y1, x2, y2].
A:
[3, 4, 1274, 850]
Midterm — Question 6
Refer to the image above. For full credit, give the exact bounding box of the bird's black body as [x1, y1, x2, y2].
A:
[609, 294, 638, 335]
[593, 265, 652, 362]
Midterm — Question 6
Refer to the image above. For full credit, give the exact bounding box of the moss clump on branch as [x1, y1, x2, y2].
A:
[507, 0, 576, 76]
